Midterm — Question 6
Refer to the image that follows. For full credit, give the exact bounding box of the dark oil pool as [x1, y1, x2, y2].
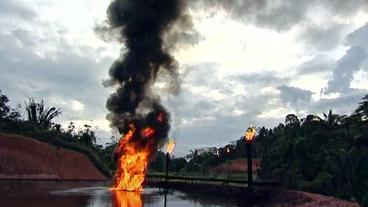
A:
[0, 181, 237, 207]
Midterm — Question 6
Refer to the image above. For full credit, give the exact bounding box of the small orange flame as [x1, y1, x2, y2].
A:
[245, 126, 256, 143]
[166, 139, 175, 155]
[112, 190, 142, 207]
[141, 127, 155, 138]
[111, 124, 156, 191]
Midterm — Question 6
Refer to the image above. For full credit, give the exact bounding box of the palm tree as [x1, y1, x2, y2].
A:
[323, 109, 346, 127]
[25, 99, 61, 129]
[26, 98, 37, 122]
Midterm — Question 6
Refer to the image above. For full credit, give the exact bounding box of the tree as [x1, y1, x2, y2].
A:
[0, 90, 21, 121]
[285, 114, 300, 126]
[301, 114, 322, 125]
[25, 99, 61, 129]
[0, 90, 10, 120]
[78, 124, 97, 146]
[355, 94, 368, 120]
[254, 101, 368, 205]
[323, 109, 346, 127]
[170, 157, 187, 172]
[149, 151, 166, 172]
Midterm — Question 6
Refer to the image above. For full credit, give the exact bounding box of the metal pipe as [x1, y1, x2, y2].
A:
[165, 152, 169, 186]
[246, 142, 253, 192]
[164, 189, 167, 207]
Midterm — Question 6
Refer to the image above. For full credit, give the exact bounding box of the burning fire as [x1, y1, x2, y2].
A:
[111, 112, 169, 192]
[111, 125, 156, 191]
[166, 139, 175, 155]
[112, 190, 142, 207]
[245, 126, 256, 143]
[103, 0, 182, 195]
[141, 127, 155, 138]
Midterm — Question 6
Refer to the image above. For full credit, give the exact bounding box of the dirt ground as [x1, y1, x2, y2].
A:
[266, 190, 360, 207]
[0, 132, 106, 180]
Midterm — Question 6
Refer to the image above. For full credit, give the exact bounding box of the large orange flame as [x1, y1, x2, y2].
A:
[111, 124, 156, 191]
[112, 190, 142, 207]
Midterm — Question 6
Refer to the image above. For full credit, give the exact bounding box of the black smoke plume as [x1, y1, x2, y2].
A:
[103, 0, 191, 148]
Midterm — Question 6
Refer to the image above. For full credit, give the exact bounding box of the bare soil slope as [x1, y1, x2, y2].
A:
[0, 132, 106, 180]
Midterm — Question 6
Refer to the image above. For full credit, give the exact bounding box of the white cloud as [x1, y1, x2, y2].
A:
[176, 15, 304, 76]
[70, 100, 85, 111]
[289, 73, 329, 100]
[260, 87, 280, 95]
[351, 70, 368, 90]
[258, 107, 289, 119]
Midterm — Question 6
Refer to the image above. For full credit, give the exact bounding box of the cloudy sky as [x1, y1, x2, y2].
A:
[1, 0, 368, 156]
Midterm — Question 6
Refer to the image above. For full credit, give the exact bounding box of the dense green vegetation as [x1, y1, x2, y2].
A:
[159, 95, 368, 205]
[256, 100, 368, 205]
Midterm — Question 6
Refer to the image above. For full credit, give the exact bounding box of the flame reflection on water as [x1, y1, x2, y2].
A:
[112, 190, 143, 207]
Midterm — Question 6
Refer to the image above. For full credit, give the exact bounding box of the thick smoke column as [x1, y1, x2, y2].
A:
[105, 0, 188, 136]
[103, 0, 190, 191]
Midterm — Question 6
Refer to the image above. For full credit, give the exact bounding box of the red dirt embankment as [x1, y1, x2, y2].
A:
[0, 133, 106, 180]
[212, 158, 260, 173]
[277, 190, 360, 207]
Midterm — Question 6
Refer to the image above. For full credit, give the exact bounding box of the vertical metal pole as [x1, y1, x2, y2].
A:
[165, 152, 169, 186]
[246, 142, 253, 192]
[164, 189, 167, 207]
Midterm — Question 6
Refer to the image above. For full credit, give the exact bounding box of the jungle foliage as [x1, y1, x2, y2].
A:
[256, 102, 368, 205]
[175, 95, 368, 205]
